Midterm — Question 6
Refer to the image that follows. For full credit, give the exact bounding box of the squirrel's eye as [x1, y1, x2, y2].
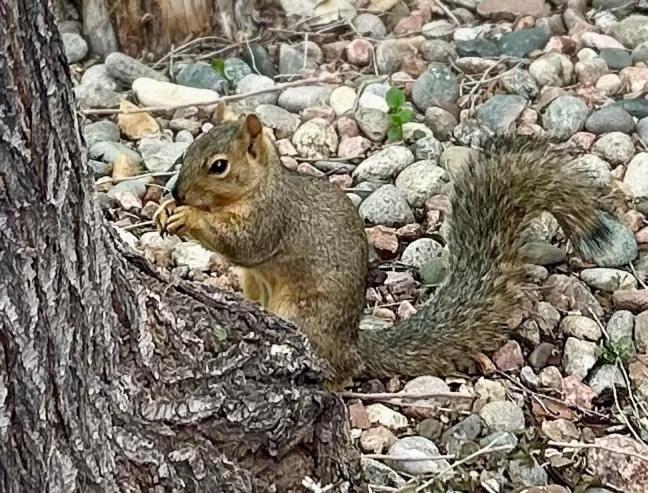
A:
[208, 158, 229, 176]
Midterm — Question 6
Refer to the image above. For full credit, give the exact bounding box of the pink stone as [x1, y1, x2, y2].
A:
[492, 340, 524, 371]
[338, 136, 371, 159]
[345, 38, 373, 66]
[477, 0, 547, 20]
[581, 32, 625, 50]
[393, 11, 426, 35]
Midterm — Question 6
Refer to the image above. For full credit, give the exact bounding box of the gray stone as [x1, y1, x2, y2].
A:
[387, 436, 452, 476]
[497, 27, 551, 58]
[355, 107, 389, 142]
[354, 13, 388, 39]
[599, 48, 633, 70]
[138, 137, 190, 173]
[413, 136, 444, 161]
[578, 211, 638, 267]
[562, 337, 598, 380]
[499, 69, 539, 100]
[277, 86, 332, 113]
[419, 257, 447, 285]
[442, 414, 482, 455]
[106, 178, 147, 210]
[81, 64, 119, 91]
[242, 44, 276, 78]
[400, 238, 444, 269]
[412, 66, 459, 111]
[610, 15, 648, 49]
[172, 242, 218, 272]
[632, 41, 648, 64]
[529, 52, 574, 87]
[256, 104, 300, 139]
[581, 269, 637, 293]
[424, 107, 457, 141]
[358, 185, 415, 227]
[638, 117, 648, 146]
[575, 57, 609, 86]
[560, 315, 602, 341]
[439, 146, 478, 177]
[232, 74, 277, 113]
[589, 364, 626, 396]
[62, 32, 88, 63]
[360, 458, 406, 488]
[635, 311, 648, 353]
[614, 99, 648, 119]
[421, 39, 457, 63]
[477, 95, 527, 135]
[455, 39, 500, 58]
[353, 146, 414, 182]
[223, 58, 252, 85]
[479, 401, 525, 433]
[105, 52, 168, 86]
[521, 242, 566, 266]
[88, 159, 112, 178]
[175, 62, 226, 92]
[73, 84, 125, 109]
[624, 153, 648, 199]
[375, 40, 401, 74]
[608, 310, 635, 347]
[422, 20, 455, 39]
[83, 120, 120, 148]
[571, 154, 612, 186]
[592, 132, 635, 165]
[291, 118, 338, 159]
[585, 106, 635, 135]
[279, 44, 312, 75]
[542, 95, 589, 140]
[509, 458, 548, 487]
[358, 83, 390, 113]
[479, 431, 518, 454]
[89, 141, 142, 164]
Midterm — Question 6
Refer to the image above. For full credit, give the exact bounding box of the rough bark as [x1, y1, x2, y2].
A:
[0, 1, 360, 491]
[103, 0, 260, 58]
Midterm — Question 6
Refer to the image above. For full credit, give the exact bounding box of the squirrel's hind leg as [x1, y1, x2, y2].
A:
[239, 269, 271, 307]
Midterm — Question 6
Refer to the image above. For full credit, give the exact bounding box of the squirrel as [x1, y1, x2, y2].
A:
[154, 113, 620, 389]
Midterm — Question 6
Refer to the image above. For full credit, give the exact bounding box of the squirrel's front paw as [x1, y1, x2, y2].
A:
[166, 206, 197, 237]
[153, 199, 176, 236]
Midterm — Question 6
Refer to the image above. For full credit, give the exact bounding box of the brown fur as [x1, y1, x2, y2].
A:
[155, 118, 619, 388]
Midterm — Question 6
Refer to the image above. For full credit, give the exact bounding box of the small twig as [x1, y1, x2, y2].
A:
[405, 437, 513, 492]
[547, 440, 648, 462]
[153, 36, 230, 68]
[195, 36, 262, 61]
[612, 361, 645, 445]
[433, 0, 460, 25]
[81, 76, 337, 116]
[104, 171, 176, 184]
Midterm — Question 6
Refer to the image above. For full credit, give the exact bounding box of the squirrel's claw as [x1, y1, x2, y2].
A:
[166, 205, 193, 237]
[153, 199, 176, 236]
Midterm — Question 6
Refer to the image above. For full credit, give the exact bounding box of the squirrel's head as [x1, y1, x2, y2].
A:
[171, 114, 273, 210]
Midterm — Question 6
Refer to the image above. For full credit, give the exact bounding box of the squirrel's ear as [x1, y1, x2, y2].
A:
[244, 114, 263, 139]
[241, 114, 265, 160]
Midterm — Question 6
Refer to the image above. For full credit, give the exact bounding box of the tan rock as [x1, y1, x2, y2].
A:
[117, 100, 160, 140]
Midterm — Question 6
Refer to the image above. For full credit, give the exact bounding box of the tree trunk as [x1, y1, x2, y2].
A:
[0, 1, 360, 491]
[103, 0, 259, 58]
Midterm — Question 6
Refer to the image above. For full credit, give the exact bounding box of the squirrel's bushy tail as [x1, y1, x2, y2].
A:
[359, 140, 619, 377]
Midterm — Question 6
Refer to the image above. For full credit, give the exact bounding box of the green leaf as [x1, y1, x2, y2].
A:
[388, 113, 402, 126]
[387, 125, 403, 142]
[397, 109, 413, 123]
[385, 87, 406, 110]
[211, 58, 226, 78]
